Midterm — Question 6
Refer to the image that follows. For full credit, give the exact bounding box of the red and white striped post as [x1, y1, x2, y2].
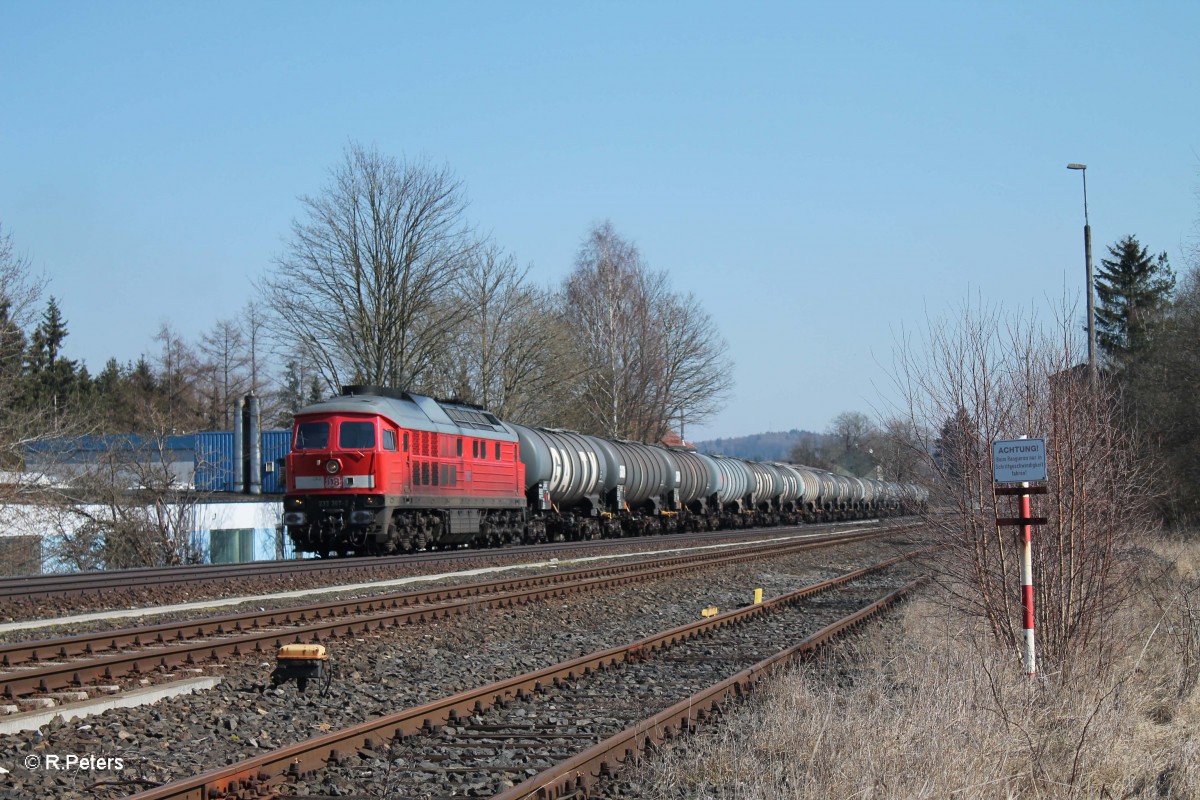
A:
[992, 436, 1048, 679]
[1019, 483, 1036, 677]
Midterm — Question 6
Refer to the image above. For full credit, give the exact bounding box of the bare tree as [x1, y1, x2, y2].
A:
[562, 221, 649, 439]
[153, 322, 203, 431]
[0, 223, 68, 511]
[0, 223, 44, 433]
[197, 318, 248, 429]
[54, 428, 209, 569]
[805, 411, 881, 476]
[239, 301, 272, 397]
[788, 433, 835, 470]
[263, 143, 475, 392]
[562, 222, 731, 442]
[872, 417, 929, 482]
[650, 291, 733, 442]
[889, 298, 1156, 673]
[428, 242, 571, 423]
[0, 222, 45, 341]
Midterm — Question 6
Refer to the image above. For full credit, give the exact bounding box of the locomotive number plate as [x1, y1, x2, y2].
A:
[324, 475, 343, 489]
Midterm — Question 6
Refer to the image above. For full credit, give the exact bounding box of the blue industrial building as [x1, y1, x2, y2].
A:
[23, 431, 293, 494]
[194, 430, 291, 493]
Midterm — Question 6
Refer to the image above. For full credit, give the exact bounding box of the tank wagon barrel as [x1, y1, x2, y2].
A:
[508, 425, 607, 510]
[669, 447, 719, 509]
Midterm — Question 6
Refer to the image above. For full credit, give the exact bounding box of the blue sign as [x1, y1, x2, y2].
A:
[992, 438, 1047, 483]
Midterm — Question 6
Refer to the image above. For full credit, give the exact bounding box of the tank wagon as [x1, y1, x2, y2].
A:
[283, 386, 928, 557]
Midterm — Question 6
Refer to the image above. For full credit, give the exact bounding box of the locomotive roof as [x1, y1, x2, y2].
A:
[296, 387, 517, 441]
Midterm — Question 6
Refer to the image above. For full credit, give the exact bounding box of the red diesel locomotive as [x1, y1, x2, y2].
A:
[284, 386, 529, 555]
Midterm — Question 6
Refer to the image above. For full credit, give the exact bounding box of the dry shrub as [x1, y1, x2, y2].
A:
[618, 544, 1200, 799]
[889, 298, 1160, 674]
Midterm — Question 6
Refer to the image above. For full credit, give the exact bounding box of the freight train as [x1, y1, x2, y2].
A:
[282, 386, 928, 557]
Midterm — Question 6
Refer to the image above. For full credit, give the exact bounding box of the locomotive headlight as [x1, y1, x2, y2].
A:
[283, 512, 307, 525]
[325, 459, 341, 475]
[350, 510, 375, 524]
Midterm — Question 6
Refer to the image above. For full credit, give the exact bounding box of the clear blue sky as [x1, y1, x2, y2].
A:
[2, 2, 1197, 440]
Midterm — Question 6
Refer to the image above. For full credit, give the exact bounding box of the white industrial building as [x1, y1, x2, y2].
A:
[0, 479, 289, 575]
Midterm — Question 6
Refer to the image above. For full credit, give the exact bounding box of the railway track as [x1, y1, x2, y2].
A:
[0, 520, 898, 616]
[0, 526, 917, 701]
[120, 557, 924, 800]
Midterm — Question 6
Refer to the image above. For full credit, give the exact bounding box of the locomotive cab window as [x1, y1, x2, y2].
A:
[295, 422, 330, 450]
[403, 432, 409, 452]
[383, 430, 397, 451]
[339, 421, 375, 449]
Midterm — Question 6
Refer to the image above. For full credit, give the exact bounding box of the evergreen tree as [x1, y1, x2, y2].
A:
[92, 359, 133, 427]
[1095, 235, 1175, 371]
[0, 298, 26, 388]
[934, 407, 978, 494]
[28, 296, 67, 370]
[20, 296, 85, 418]
[1121, 267, 1200, 522]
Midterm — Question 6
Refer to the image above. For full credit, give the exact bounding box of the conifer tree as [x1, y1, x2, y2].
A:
[21, 296, 86, 417]
[0, 298, 26, 388]
[934, 407, 978, 495]
[1095, 235, 1175, 371]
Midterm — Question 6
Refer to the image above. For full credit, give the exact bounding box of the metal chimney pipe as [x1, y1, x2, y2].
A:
[232, 396, 245, 493]
[247, 394, 262, 496]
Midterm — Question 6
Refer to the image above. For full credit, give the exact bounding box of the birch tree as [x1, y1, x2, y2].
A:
[562, 222, 731, 442]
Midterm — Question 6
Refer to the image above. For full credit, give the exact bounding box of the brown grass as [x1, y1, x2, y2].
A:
[618, 537, 1200, 799]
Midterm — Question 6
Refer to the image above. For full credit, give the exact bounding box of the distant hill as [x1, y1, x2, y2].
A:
[693, 429, 824, 462]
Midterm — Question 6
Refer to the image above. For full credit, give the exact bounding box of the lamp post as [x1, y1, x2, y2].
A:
[1067, 163, 1097, 385]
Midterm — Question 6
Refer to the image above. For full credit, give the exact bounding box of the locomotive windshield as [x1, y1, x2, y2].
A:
[339, 421, 376, 449]
[295, 422, 330, 450]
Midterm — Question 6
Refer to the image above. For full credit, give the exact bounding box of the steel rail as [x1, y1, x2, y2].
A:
[0, 530, 920, 698]
[0, 519, 903, 605]
[122, 556, 918, 800]
[0, 526, 894, 670]
[495, 577, 927, 800]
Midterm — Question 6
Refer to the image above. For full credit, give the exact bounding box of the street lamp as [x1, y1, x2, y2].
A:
[1067, 163, 1096, 384]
